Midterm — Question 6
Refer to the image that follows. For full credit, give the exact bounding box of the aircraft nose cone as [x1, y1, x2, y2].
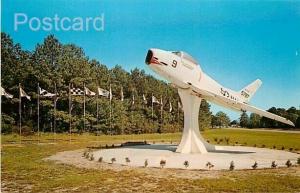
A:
[145, 49, 160, 65]
[145, 50, 153, 65]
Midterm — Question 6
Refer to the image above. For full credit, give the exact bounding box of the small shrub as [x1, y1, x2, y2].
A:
[206, 162, 211, 167]
[98, 157, 103, 162]
[112, 144, 115, 148]
[297, 157, 300, 165]
[273, 145, 276, 149]
[254, 144, 257, 147]
[105, 144, 108, 148]
[271, 161, 277, 168]
[160, 160, 166, 168]
[214, 138, 218, 142]
[83, 151, 88, 157]
[144, 159, 148, 167]
[125, 157, 130, 165]
[89, 154, 94, 161]
[235, 141, 238, 145]
[289, 148, 293, 152]
[183, 161, 189, 168]
[206, 140, 210, 143]
[285, 160, 292, 168]
[229, 161, 235, 171]
[252, 161, 258, 169]
[225, 137, 230, 145]
[261, 144, 265, 148]
[111, 157, 116, 164]
[206, 162, 214, 169]
[281, 146, 285, 150]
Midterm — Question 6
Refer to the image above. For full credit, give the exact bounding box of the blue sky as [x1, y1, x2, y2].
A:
[2, 0, 300, 120]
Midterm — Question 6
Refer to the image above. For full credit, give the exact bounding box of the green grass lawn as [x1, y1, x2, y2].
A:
[2, 128, 300, 192]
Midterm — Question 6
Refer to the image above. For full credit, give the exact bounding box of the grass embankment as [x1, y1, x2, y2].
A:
[2, 128, 300, 192]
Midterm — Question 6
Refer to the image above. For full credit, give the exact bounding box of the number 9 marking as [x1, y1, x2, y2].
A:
[172, 60, 177, 68]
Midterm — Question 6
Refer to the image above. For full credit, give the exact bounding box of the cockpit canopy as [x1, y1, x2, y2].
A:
[172, 51, 198, 65]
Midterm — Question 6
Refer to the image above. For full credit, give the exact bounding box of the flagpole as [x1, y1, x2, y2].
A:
[177, 101, 180, 124]
[151, 93, 154, 132]
[120, 86, 123, 135]
[97, 87, 99, 140]
[83, 83, 86, 133]
[151, 93, 153, 120]
[54, 83, 57, 141]
[69, 83, 71, 142]
[19, 83, 22, 144]
[109, 84, 112, 135]
[37, 83, 40, 143]
[160, 96, 163, 131]
[96, 86, 99, 129]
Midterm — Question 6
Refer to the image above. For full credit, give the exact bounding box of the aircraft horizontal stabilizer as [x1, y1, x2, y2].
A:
[240, 103, 295, 127]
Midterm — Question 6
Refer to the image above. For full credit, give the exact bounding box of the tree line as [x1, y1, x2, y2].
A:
[239, 107, 300, 129]
[1, 33, 299, 135]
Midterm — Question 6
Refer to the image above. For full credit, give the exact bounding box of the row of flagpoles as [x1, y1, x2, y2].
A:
[1, 84, 182, 140]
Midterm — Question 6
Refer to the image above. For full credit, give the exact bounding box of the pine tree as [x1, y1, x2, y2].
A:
[240, 112, 249, 128]
[249, 113, 261, 128]
[198, 100, 212, 130]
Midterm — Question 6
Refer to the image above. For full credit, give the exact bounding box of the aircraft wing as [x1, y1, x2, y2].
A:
[239, 103, 295, 126]
[186, 82, 295, 127]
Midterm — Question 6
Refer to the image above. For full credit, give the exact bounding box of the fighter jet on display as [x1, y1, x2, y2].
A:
[145, 48, 295, 127]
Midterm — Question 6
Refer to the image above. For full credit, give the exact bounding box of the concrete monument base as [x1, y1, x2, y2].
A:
[92, 144, 299, 170]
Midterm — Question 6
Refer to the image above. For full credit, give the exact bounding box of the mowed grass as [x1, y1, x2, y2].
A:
[1, 128, 300, 192]
[203, 129, 300, 150]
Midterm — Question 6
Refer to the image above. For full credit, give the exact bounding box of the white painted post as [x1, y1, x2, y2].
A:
[176, 88, 216, 154]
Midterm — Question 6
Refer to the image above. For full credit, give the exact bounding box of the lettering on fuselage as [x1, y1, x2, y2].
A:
[220, 88, 229, 97]
[220, 88, 237, 101]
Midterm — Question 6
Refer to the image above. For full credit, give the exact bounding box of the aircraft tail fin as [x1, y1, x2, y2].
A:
[239, 79, 262, 103]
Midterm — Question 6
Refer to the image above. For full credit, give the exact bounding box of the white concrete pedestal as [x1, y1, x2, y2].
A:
[176, 89, 216, 154]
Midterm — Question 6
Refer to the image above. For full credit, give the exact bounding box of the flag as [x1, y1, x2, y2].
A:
[20, 87, 31, 100]
[84, 87, 96, 96]
[152, 95, 160, 104]
[109, 84, 112, 101]
[70, 87, 84, 95]
[98, 87, 109, 97]
[143, 94, 147, 104]
[120, 87, 124, 101]
[169, 101, 173, 112]
[1, 87, 13, 98]
[39, 87, 56, 97]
